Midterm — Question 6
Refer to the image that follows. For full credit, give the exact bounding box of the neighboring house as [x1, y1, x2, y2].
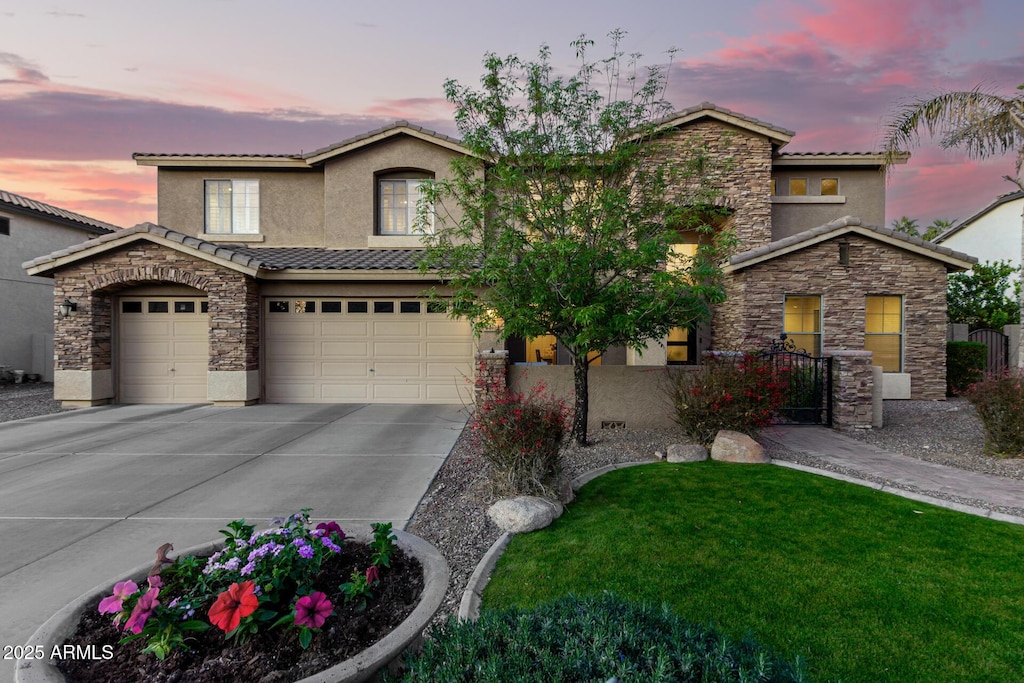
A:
[24, 104, 975, 408]
[934, 190, 1023, 289]
[1, 190, 117, 382]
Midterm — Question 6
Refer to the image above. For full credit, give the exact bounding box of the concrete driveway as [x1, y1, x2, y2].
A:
[0, 402, 467, 676]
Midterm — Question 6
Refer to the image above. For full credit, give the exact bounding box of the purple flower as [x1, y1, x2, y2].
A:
[124, 587, 159, 634]
[294, 592, 333, 629]
[240, 560, 257, 576]
[298, 544, 314, 560]
[98, 580, 138, 615]
[223, 557, 240, 571]
[320, 537, 341, 553]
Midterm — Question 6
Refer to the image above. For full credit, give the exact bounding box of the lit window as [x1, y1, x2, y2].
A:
[379, 176, 434, 235]
[770, 178, 777, 195]
[667, 327, 696, 365]
[865, 296, 902, 372]
[821, 178, 839, 196]
[783, 295, 821, 355]
[789, 178, 808, 196]
[205, 180, 259, 234]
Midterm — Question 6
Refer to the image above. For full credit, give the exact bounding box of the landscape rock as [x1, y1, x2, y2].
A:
[710, 430, 770, 463]
[666, 443, 709, 463]
[487, 496, 564, 534]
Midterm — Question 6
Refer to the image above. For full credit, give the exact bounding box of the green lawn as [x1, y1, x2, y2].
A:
[481, 462, 1024, 683]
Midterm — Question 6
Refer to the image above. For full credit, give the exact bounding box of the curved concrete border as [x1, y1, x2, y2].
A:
[458, 461, 652, 622]
[16, 530, 449, 683]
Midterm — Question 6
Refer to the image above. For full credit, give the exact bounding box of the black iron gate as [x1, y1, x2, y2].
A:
[761, 336, 833, 426]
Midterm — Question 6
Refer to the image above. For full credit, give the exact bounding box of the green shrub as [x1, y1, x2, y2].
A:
[666, 353, 789, 446]
[964, 371, 1024, 457]
[389, 593, 817, 682]
[471, 378, 570, 497]
[946, 341, 987, 395]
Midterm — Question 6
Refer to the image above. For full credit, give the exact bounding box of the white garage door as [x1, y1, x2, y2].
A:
[264, 298, 474, 404]
[118, 297, 209, 403]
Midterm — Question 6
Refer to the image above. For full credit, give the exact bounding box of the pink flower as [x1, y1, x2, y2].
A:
[294, 591, 333, 629]
[124, 586, 159, 634]
[365, 565, 380, 585]
[147, 575, 162, 590]
[98, 580, 138, 615]
[315, 521, 344, 540]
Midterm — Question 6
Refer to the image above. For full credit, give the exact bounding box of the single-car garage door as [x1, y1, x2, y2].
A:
[118, 297, 209, 403]
[264, 298, 474, 404]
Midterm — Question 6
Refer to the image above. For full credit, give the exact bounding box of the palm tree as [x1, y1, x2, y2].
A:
[890, 215, 920, 237]
[882, 83, 1024, 365]
[924, 218, 954, 241]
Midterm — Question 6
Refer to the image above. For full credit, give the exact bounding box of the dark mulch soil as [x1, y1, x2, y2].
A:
[58, 543, 423, 683]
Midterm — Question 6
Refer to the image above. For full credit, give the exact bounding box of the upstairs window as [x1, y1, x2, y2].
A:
[205, 179, 259, 234]
[0, 216, 9, 235]
[378, 172, 434, 235]
[820, 178, 839, 195]
[788, 178, 808, 196]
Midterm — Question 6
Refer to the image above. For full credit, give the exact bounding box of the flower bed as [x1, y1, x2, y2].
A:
[16, 513, 449, 683]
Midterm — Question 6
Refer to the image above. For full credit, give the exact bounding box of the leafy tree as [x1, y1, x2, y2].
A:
[947, 260, 1021, 330]
[890, 215, 920, 237]
[882, 83, 1024, 363]
[419, 32, 731, 445]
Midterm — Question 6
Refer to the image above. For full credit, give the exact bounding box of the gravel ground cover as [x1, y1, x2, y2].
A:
[4, 383, 1020, 625]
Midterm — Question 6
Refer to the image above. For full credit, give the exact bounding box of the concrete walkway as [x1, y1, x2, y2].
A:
[764, 425, 1024, 519]
[0, 402, 467, 680]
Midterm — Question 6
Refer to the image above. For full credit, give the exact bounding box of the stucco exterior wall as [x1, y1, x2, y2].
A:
[940, 196, 1022, 288]
[156, 168, 323, 246]
[652, 121, 774, 250]
[771, 168, 888, 238]
[323, 136, 474, 248]
[1, 210, 105, 378]
[713, 234, 948, 399]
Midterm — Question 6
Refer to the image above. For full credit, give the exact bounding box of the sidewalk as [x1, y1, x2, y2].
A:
[763, 426, 1024, 521]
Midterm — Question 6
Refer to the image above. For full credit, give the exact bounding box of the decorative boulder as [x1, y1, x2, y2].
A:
[666, 444, 709, 463]
[710, 430, 770, 463]
[487, 496, 564, 534]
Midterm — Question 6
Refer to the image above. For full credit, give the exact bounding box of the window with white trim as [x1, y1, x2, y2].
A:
[865, 295, 903, 372]
[378, 174, 433, 235]
[783, 295, 821, 355]
[205, 180, 259, 234]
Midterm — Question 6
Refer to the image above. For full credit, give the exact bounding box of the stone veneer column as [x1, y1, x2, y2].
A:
[52, 282, 114, 407]
[474, 350, 509, 406]
[827, 350, 874, 431]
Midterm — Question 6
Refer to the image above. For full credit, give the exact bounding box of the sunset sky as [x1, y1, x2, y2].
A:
[1, 0, 1021, 230]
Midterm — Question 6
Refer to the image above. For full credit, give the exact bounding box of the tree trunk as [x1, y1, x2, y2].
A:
[571, 355, 590, 446]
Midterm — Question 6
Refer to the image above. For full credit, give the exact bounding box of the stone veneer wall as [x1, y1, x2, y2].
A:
[651, 121, 774, 250]
[474, 350, 509, 406]
[713, 234, 948, 399]
[828, 350, 874, 430]
[53, 242, 260, 373]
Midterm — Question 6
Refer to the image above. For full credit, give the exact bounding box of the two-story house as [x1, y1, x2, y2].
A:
[24, 104, 975, 408]
[2, 190, 117, 382]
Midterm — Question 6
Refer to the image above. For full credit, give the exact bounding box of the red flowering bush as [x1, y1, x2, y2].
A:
[666, 353, 789, 447]
[963, 370, 1024, 457]
[472, 379, 571, 497]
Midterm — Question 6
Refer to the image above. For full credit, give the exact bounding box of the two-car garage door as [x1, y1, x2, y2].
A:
[264, 298, 474, 404]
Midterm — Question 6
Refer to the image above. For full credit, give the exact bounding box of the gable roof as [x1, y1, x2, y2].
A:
[0, 189, 120, 235]
[653, 102, 795, 149]
[134, 121, 476, 169]
[934, 190, 1024, 244]
[723, 215, 977, 273]
[23, 222, 430, 279]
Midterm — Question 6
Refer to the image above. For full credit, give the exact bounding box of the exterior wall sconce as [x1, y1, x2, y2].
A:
[58, 299, 78, 318]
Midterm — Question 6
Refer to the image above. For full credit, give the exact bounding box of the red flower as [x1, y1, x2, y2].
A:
[366, 565, 380, 584]
[208, 581, 259, 633]
[294, 591, 333, 629]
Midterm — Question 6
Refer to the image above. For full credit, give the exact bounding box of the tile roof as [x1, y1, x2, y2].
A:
[728, 215, 977, 269]
[232, 246, 426, 270]
[655, 102, 796, 139]
[304, 120, 464, 161]
[22, 222, 428, 273]
[0, 189, 120, 234]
